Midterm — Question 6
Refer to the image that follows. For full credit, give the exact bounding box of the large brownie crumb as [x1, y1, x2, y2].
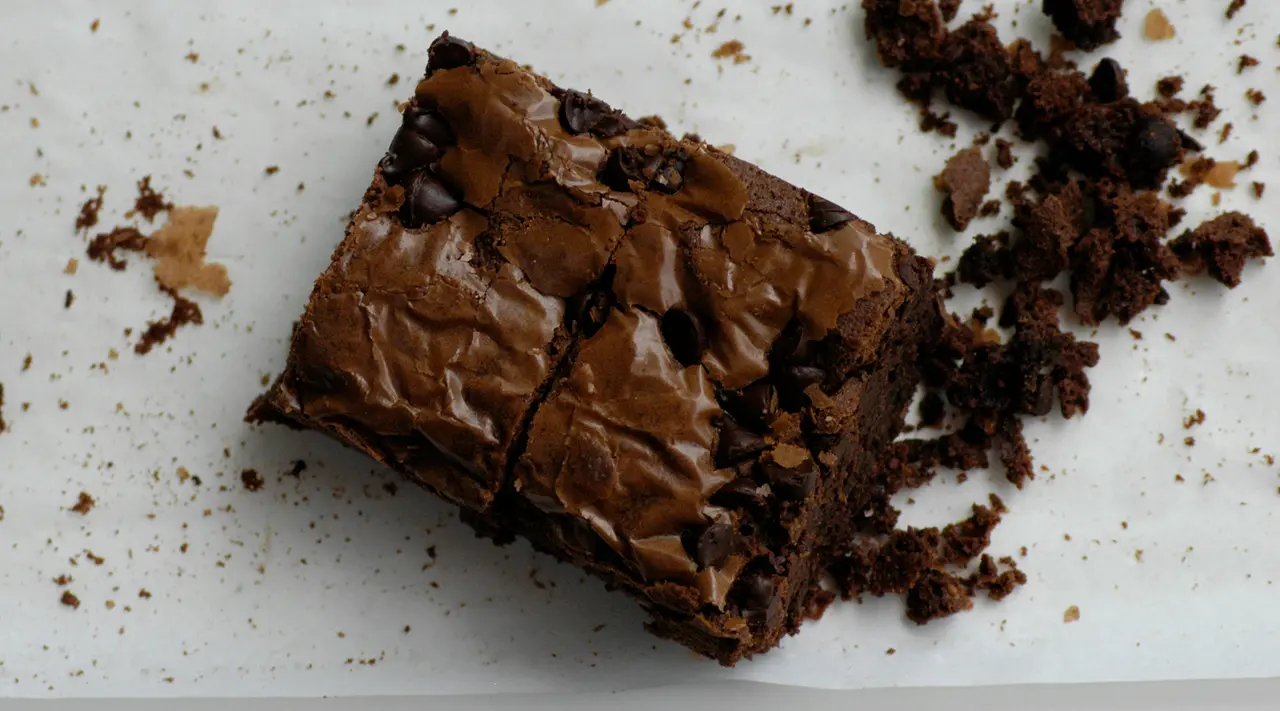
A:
[935, 147, 991, 230]
[135, 287, 203, 355]
[70, 491, 95, 515]
[1170, 212, 1273, 288]
[87, 226, 148, 270]
[1042, 0, 1124, 51]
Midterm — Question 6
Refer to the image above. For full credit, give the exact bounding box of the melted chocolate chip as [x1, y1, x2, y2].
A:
[660, 309, 706, 367]
[559, 90, 635, 138]
[1177, 129, 1203, 153]
[685, 523, 733, 569]
[1128, 116, 1180, 186]
[400, 171, 461, 227]
[427, 33, 476, 73]
[762, 459, 817, 501]
[646, 150, 686, 194]
[808, 195, 856, 234]
[710, 476, 769, 509]
[775, 365, 827, 411]
[405, 106, 456, 148]
[738, 571, 776, 612]
[382, 126, 443, 183]
[1087, 58, 1128, 103]
[715, 418, 769, 468]
[601, 147, 648, 191]
[769, 320, 814, 367]
[719, 380, 776, 432]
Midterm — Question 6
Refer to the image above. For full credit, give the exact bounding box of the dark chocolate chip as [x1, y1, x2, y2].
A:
[601, 147, 648, 191]
[738, 572, 776, 612]
[404, 106, 456, 148]
[559, 90, 635, 138]
[400, 171, 461, 227]
[381, 126, 444, 183]
[565, 289, 613, 337]
[1176, 129, 1203, 153]
[710, 476, 769, 509]
[1128, 116, 1180, 184]
[762, 459, 817, 501]
[715, 418, 769, 468]
[808, 195, 856, 234]
[1087, 58, 1128, 103]
[660, 309, 706, 367]
[775, 365, 826, 411]
[720, 380, 776, 432]
[427, 33, 475, 73]
[769, 320, 813, 367]
[685, 523, 733, 569]
[645, 150, 686, 194]
[895, 255, 922, 291]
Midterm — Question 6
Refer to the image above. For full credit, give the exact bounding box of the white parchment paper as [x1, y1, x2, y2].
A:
[1, 0, 1278, 698]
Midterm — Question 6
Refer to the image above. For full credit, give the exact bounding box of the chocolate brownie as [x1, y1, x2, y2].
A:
[250, 33, 938, 664]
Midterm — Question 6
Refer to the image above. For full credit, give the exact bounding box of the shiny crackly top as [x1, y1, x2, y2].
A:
[261, 33, 907, 604]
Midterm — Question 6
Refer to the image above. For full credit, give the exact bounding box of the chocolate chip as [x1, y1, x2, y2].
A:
[775, 365, 826, 412]
[1177, 129, 1203, 153]
[685, 523, 733, 569]
[738, 571, 776, 612]
[601, 147, 647, 191]
[1128, 116, 1180, 186]
[808, 195, 856, 234]
[895, 255, 922, 291]
[715, 418, 769, 468]
[660, 309, 706, 367]
[427, 33, 475, 73]
[769, 320, 813, 367]
[710, 476, 769, 509]
[1087, 58, 1128, 103]
[762, 459, 817, 501]
[719, 380, 776, 432]
[400, 171, 461, 226]
[382, 126, 443, 183]
[404, 106, 455, 148]
[559, 90, 635, 138]
[646, 150, 686, 194]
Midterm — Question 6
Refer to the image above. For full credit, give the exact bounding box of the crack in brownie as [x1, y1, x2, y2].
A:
[249, 32, 939, 664]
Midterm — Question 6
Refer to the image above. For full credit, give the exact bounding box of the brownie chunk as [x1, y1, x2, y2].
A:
[934, 147, 991, 231]
[250, 33, 938, 665]
[1041, 0, 1124, 51]
[1170, 212, 1273, 288]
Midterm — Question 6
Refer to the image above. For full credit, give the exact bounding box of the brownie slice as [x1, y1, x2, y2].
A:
[250, 33, 939, 664]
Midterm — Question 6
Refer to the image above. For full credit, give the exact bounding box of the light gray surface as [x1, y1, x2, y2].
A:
[7, 680, 1280, 710]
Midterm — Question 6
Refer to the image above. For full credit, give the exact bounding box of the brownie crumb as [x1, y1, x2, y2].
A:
[240, 469, 265, 492]
[128, 176, 174, 223]
[138, 589, 152, 599]
[70, 491, 95, 515]
[1170, 212, 1273, 288]
[74, 185, 107, 233]
[287, 460, 308, 477]
[1252, 182, 1265, 198]
[711, 40, 751, 64]
[53, 574, 72, 586]
[61, 591, 81, 609]
[1193, 86, 1222, 129]
[1142, 9, 1175, 41]
[1226, 0, 1246, 20]
[87, 226, 148, 270]
[264, 165, 280, 176]
[90, 18, 99, 32]
[1237, 55, 1259, 74]
[1156, 76, 1184, 98]
[966, 554, 1027, 600]
[0, 383, 6, 434]
[135, 287, 203, 355]
[1064, 604, 1080, 622]
[995, 139, 1016, 168]
[1184, 409, 1206, 429]
[935, 147, 991, 230]
[1245, 89, 1265, 106]
[1042, 0, 1124, 51]
[1219, 123, 1234, 145]
[905, 569, 973, 623]
[64, 289, 75, 309]
[939, 0, 961, 22]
